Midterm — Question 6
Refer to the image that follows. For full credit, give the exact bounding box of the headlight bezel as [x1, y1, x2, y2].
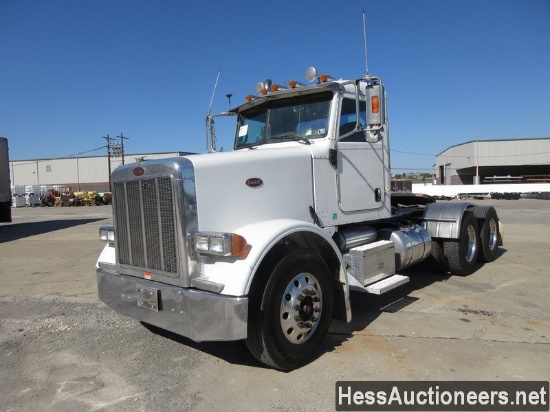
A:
[193, 232, 247, 257]
[99, 225, 115, 242]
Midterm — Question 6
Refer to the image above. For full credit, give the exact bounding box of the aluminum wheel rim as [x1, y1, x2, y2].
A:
[280, 273, 322, 344]
[466, 224, 477, 263]
[488, 218, 498, 250]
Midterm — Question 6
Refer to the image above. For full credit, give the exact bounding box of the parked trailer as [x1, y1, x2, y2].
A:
[0, 137, 11, 222]
[96, 67, 502, 370]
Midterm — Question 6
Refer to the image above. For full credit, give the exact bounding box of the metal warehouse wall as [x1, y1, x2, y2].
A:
[435, 143, 474, 184]
[9, 152, 191, 189]
[436, 138, 550, 170]
[434, 138, 550, 185]
[477, 139, 550, 166]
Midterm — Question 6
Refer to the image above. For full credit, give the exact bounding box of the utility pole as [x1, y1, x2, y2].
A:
[103, 133, 128, 190]
[117, 133, 129, 165]
[103, 134, 114, 191]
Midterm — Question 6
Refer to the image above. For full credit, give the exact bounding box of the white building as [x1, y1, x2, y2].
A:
[434, 138, 550, 185]
[9, 151, 193, 193]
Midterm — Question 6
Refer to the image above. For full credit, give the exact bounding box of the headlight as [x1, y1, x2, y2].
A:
[99, 226, 115, 242]
[193, 232, 247, 256]
[209, 236, 226, 254]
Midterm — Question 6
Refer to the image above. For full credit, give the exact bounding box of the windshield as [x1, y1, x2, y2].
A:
[234, 92, 332, 149]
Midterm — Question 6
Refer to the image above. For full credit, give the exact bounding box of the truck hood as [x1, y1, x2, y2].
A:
[186, 146, 315, 232]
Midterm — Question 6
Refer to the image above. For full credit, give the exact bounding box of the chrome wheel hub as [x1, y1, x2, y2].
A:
[280, 273, 322, 344]
[488, 218, 498, 250]
[466, 224, 477, 263]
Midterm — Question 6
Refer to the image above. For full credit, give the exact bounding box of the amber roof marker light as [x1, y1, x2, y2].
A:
[287, 80, 305, 89]
[304, 66, 334, 83]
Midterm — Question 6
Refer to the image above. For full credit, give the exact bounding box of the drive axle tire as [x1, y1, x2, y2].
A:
[444, 211, 479, 276]
[426, 238, 446, 273]
[245, 248, 333, 371]
[475, 206, 500, 263]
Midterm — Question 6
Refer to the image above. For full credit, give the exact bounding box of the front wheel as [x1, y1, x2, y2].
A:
[245, 248, 333, 371]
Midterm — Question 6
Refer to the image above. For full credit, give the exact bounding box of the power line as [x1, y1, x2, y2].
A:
[391, 167, 435, 171]
[391, 149, 436, 157]
[10, 145, 107, 167]
[61, 145, 108, 158]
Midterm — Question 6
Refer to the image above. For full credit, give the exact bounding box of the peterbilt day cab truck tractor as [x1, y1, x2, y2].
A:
[96, 67, 501, 370]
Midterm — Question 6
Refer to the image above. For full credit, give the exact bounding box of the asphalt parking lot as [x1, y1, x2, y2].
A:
[1, 199, 549, 411]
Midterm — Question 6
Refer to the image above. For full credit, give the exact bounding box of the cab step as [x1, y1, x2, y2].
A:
[365, 274, 409, 295]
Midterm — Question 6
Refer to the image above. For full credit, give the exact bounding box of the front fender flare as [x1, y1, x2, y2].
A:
[201, 219, 351, 322]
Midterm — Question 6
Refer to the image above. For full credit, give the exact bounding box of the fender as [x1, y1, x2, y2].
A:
[422, 202, 475, 239]
[96, 242, 116, 270]
[198, 218, 351, 321]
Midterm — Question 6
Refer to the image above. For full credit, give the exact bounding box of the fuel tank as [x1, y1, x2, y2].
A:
[333, 226, 377, 251]
[377, 225, 432, 271]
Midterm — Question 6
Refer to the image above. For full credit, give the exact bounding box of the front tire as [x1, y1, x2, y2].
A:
[246, 248, 333, 371]
[444, 211, 479, 276]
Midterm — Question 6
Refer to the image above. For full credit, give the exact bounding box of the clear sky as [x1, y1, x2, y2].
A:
[1, 0, 549, 172]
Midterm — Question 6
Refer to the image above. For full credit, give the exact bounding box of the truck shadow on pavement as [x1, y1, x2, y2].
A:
[328, 268, 451, 334]
[142, 269, 454, 370]
[141, 252, 507, 371]
[0, 218, 107, 243]
[322, 250, 507, 357]
[140, 322, 265, 368]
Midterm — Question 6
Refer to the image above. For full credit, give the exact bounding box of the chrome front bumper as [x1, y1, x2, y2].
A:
[97, 270, 248, 342]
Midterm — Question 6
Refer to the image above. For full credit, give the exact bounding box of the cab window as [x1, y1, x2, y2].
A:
[339, 98, 366, 142]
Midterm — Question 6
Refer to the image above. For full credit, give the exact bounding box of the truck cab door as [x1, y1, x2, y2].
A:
[336, 98, 386, 212]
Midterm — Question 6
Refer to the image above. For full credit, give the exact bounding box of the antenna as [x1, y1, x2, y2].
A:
[207, 70, 221, 116]
[206, 70, 221, 153]
[363, 10, 369, 76]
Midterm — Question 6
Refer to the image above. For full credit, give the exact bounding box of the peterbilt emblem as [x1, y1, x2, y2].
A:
[246, 178, 263, 188]
[133, 166, 145, 177]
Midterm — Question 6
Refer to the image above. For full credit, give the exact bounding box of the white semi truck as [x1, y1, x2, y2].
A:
[96, 67, 501, 370]
[0, 137, 11, 223]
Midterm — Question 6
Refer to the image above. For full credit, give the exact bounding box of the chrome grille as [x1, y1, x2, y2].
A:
[113, 177, 178, 275]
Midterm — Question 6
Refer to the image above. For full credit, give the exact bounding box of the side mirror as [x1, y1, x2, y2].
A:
[366, 84, 384, 127]
[365, 83, 385, 143]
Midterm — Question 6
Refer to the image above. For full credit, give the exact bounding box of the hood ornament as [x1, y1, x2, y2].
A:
[135, 156, 146, 166]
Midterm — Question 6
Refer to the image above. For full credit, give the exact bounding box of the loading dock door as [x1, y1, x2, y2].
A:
[445, 163, 452, 185]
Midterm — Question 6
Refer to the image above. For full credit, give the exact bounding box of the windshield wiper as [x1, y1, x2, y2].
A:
[270, 133, 312, 145]
[295, 137, 312, 145]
